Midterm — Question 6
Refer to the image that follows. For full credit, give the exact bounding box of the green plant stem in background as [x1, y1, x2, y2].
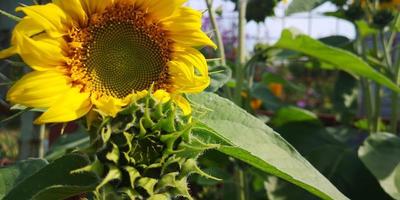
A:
[236, 166, 247, 200]
[234, 0, 247, 105]
[205, 0, 226, 66]
[0, 9, 21, 21]
[388, 13, 400, 49]
[361, 79, 375, 133]
[233, 0, 249, 199]
[380, 28, 400, 133]
[355, 29, 375, 133]
[389, 14, 400, 134]
[373, 84, 382, 132]
[19, 112, 35, 159]
[370, 33, 385, 133]
[393, 44, 400, 133]
[38, 125, 46, 158]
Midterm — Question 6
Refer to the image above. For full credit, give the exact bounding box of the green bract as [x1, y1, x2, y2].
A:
[78, 94, 218, 199]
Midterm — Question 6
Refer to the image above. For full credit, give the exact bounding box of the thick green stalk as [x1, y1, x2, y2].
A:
[361, 79, 374, 133]
[234, 0, 247, 105]
[380, 29, 400, 133]
[355, 28, 374, 133]
[205, 0, 226, 66]
[370, 33, 387, 133]
[390, 49, 400, 134]
[389, 15, 400, 133]
[236, 166, 247, 200]
[233, 1, 248, 199]
[391, 92, 399, 133]
[393, 40, 400, 132]
[373, 84, 382, 132]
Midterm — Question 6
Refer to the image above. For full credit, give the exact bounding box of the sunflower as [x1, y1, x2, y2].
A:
[0, 0, 216, 124]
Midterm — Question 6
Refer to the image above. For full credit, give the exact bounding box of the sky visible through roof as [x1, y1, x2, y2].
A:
[187, 0, 356, 49]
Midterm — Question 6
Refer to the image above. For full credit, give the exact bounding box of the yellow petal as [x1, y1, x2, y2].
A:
[16, 4, 69, 37]
[92, 95, 127, 117]
[14, 31, 66, 71]
[54, 0, 88, 26]
[168, 48, 210, 93]
[0, 17, 44, 59]
[7, 71, 71, 108]
[145, 0, 187, 21]
[80, 0, 114, 16]
[0, 46, 17, 59]
[173, 95, 191, 115]
[34, 88, 92, 124]
[163, 7, 216, 48]
[174, 47, 208, 77]
[170, 31, 216, 49]
[153, 90, 171, 103]
[11, 17, 44, 44]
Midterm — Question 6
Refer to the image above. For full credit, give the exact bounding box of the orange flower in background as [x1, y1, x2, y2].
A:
[268, 83, 284, 99]
[250, 99, 262, 110]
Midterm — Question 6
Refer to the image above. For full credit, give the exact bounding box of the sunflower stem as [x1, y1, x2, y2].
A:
[234, 0, 248, 106]
[205, 0, 226, 66]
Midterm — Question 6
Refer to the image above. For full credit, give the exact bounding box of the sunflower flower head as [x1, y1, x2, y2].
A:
[1, 0, 216, 124]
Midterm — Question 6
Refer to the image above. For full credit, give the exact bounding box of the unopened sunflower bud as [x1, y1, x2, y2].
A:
[82, 93, 217, 199]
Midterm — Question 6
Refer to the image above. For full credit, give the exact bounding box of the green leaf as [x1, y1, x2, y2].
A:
[206, 65, 232, 92]
[274, 29, 400, 93]
[189, 92, 349, 200]
[3, 154, 99, 200]
[355, 20, 378, 38]
[319, 36, 351, 48]
[0, 159, 48, 199]
[270, 106, 321, 127]
[332, 72, 358, 122]
[286, 0, 328, 15]
[358, 133, 400, 200]
[270, 121, 392, 200]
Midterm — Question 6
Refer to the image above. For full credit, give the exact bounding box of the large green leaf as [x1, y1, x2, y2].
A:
[286, 0, 328, 15]
[0, 159, 48, 199]
[189, 92, 349, 200]
[274, 29, 400, 93]
[359, 133, 400, 200]
[269, 120, 391, 200]
[270, 106, 321, 127]
[3, 154, 99, 200]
